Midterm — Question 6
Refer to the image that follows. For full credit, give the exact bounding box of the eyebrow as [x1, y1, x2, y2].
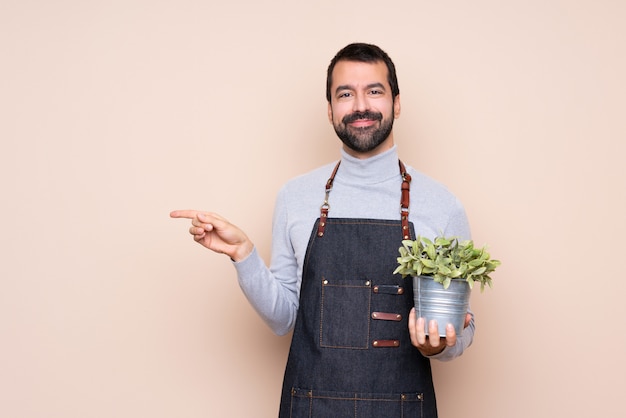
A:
[334, 82, 387, 95]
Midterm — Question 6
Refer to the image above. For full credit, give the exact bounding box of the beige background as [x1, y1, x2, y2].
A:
[2, 0, 625, 417]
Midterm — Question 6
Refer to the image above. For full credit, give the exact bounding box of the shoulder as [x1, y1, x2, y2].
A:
[272, 161, 340, 220]
[406, 164, 468, 218]
[278, 161, 339, 197]
[402, 164, 470, 238]
[406, 165, 460, 202]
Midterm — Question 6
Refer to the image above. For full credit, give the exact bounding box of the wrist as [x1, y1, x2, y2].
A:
[231, 240, 254, 262]
[419, 344, 446, 357]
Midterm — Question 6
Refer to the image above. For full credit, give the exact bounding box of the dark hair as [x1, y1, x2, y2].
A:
[326, 43, 400, 102]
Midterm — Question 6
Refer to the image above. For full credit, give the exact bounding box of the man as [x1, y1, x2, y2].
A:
[171, 43, 473, 417]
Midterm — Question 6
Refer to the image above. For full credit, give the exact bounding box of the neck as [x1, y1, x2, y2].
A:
[339, 144, 400, 184]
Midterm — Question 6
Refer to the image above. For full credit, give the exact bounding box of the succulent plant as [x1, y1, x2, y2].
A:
[393, 236, 501, 291]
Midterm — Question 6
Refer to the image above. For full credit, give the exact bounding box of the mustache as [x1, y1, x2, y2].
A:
[342, 111, 383, 124]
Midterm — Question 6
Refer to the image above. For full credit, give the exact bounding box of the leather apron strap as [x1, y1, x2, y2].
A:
[316, 160, 412, 239]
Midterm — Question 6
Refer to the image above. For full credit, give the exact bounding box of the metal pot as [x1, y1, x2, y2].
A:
[413, 275, 471, 337]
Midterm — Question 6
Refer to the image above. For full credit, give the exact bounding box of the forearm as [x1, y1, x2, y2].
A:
[234, 247, 299, 336]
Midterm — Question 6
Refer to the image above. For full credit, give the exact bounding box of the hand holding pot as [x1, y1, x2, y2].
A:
[408, 308, 472, 356]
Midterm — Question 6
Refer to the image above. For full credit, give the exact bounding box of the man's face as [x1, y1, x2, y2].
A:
[328, 60, 401, 158]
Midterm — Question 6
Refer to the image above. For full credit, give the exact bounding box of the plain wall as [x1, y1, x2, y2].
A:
[2, 1, 625, 416]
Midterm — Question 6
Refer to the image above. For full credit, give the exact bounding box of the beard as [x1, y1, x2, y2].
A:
[333, 109, 395, 154]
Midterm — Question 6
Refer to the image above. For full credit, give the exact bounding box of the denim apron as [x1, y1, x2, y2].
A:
[279, 161, 437, 418]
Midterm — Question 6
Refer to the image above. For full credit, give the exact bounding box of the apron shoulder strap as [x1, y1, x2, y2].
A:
[316, 160, 412, 239]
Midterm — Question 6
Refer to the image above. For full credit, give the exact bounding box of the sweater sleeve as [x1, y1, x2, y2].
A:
[233, 187, 300, 336]
[427, 196, 475, 361]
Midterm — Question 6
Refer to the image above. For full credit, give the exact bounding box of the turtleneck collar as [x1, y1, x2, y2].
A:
[337, 145, 401, 185]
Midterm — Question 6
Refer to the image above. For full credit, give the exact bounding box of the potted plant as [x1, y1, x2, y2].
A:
[393, 236, 501, 337]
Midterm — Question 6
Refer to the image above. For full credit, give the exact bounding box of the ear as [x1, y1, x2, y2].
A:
[327, 102, 333, 124]
[393, 94, 401, 119]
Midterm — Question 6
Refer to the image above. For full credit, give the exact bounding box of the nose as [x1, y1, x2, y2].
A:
[353, 92, 369, 112]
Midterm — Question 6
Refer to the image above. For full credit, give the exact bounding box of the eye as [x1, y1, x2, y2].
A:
[337, 91, 352, 99]
[369, 89, 383, 95]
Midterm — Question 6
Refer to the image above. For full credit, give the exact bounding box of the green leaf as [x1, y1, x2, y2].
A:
[438, 265, 452, 276]
[434, 237, 451, 246]
[425, 243, 436, 260]
[471, 266, 487, 276]
[449, 268, 463, 278]
[421, 259, 436, 268]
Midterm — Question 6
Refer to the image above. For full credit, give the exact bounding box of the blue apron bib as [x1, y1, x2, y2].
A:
[278, 161, 438, 417]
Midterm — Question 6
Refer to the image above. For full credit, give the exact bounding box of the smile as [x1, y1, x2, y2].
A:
[348, 119, 378, 128]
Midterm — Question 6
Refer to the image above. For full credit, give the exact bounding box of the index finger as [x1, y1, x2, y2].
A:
[170, 209, 200, 219]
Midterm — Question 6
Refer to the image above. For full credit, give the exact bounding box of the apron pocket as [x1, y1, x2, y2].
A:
[290, 387, 424, 418]
[320, 279, 371, 349]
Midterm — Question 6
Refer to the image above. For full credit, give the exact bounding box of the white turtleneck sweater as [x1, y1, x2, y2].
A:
[234, 145, 473, 361]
